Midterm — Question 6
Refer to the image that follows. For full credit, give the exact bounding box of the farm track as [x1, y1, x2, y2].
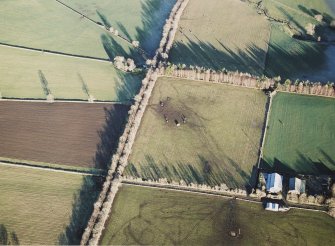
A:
[54, 0, 149, 59]
[0, 161, 103, 177]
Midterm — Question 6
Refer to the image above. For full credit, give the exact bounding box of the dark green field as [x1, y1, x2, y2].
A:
[101, 185, 335, 245]
[262, 92, 335, 175]
[126, 77, 267, 188]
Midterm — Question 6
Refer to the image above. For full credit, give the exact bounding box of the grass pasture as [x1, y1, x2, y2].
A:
[65, 0, 177, 56]
[0, 0, 142, 62]
[263, 0, 335, 81]
[262, 92, 335, 175]
[168, 0, 271, 74]
[126, 77, 267, 188]
[101, 185, 335, 245]
[0, 45, 143, 101]
[0, 164, 102, 244]
[0, 101, 129, 171]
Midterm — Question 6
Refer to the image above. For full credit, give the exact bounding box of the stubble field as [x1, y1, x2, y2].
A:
[0, 101, 129, 171]
[125, 77, 267, 188]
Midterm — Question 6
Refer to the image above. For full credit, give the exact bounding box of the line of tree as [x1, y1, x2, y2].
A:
[276, 79, 335, 97]
[122, 176, 248, 197]
[159, 64, 276, 89]
[81, 1, 191, 244]
[159, 64, 335, 97]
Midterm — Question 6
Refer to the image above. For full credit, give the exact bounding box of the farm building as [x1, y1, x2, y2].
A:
[265, 173, 283, 193]
[288, 177, 306, 195]
[265, 202, 289, 212]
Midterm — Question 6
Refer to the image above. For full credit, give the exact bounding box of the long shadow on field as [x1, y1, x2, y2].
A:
[58, 107, 130, 244]
[58, 176, 104, 245]
[260, 149, 335, 176]
[112, 69, 143, 102]
[96, 0, 175, 57]
[93, 105, 129, 171]
[0, 224, 19, 245]
[38, 70, 52, 96]
[168, 27, 334, 82]
[135, 0, 176, 56]
[126, 154, 250, 189]
[100, 33, 144, 65]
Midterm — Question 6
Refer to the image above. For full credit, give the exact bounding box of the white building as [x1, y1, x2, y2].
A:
[288, 177, 306, 195]
[265, 202, 290, 212]
[265, 173, 283, 193]
[265, 202, 280, 211]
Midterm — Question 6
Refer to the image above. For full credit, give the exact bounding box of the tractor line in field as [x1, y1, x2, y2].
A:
[0, 42, 111, 63]
[0, 161, 104, 177]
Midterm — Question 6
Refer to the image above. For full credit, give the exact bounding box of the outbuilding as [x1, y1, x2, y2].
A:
[288, 177, 306, 195]
[265, 173, 283, 193]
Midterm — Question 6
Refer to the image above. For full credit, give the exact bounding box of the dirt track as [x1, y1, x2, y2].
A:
[0, 101, 129, 169]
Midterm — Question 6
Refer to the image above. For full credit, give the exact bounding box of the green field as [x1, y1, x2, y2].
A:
[262, 0, 334, 33]
[263, 0, 335, 81]
[0, 164, 102, 244]
[168, 0, 271, 74]
[0, 0, 142, 62]
[0, 45, 142, 101]
[125, 77, 267, 188]
[262, 92, 335, 175]
[101, 185, 335, 245]
[65, 0, 176, 55]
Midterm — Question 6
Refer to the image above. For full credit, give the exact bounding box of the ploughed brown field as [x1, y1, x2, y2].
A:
[0, 101, 129, 170]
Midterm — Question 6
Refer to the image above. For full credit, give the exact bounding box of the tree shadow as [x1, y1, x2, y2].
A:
[260, 149, 335, 176]
[38, 70, 51, 96]
[93, 105, 129, 171]
[126, 154, 252, 189]
[169, 38, 268, 75]
[100, 33, 144, 65]
[58, 176, 104, 245]
[96, 10, 111, 29]
[58, 70, 136, 243]
[0, 224, 19, 245]
[135, 0, 177, 56]
[77, 73, 90, 97]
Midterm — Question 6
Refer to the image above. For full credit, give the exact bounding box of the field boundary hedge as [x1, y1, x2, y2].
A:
[158, 65, 335, 98]
[80, 1, 190, 245]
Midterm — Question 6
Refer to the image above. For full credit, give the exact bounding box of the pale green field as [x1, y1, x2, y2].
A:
[169, 0, 271, 74]
[101, 185, 335, 245]
[126, 77, 267, 188]
[0, 45, 142, 101]
[66, 0, 176, 55]
[0, 0, 143, 63]
[0, 165, 101, 244]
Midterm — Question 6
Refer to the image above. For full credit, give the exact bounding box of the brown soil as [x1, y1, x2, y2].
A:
[0, 101, 129, 169]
